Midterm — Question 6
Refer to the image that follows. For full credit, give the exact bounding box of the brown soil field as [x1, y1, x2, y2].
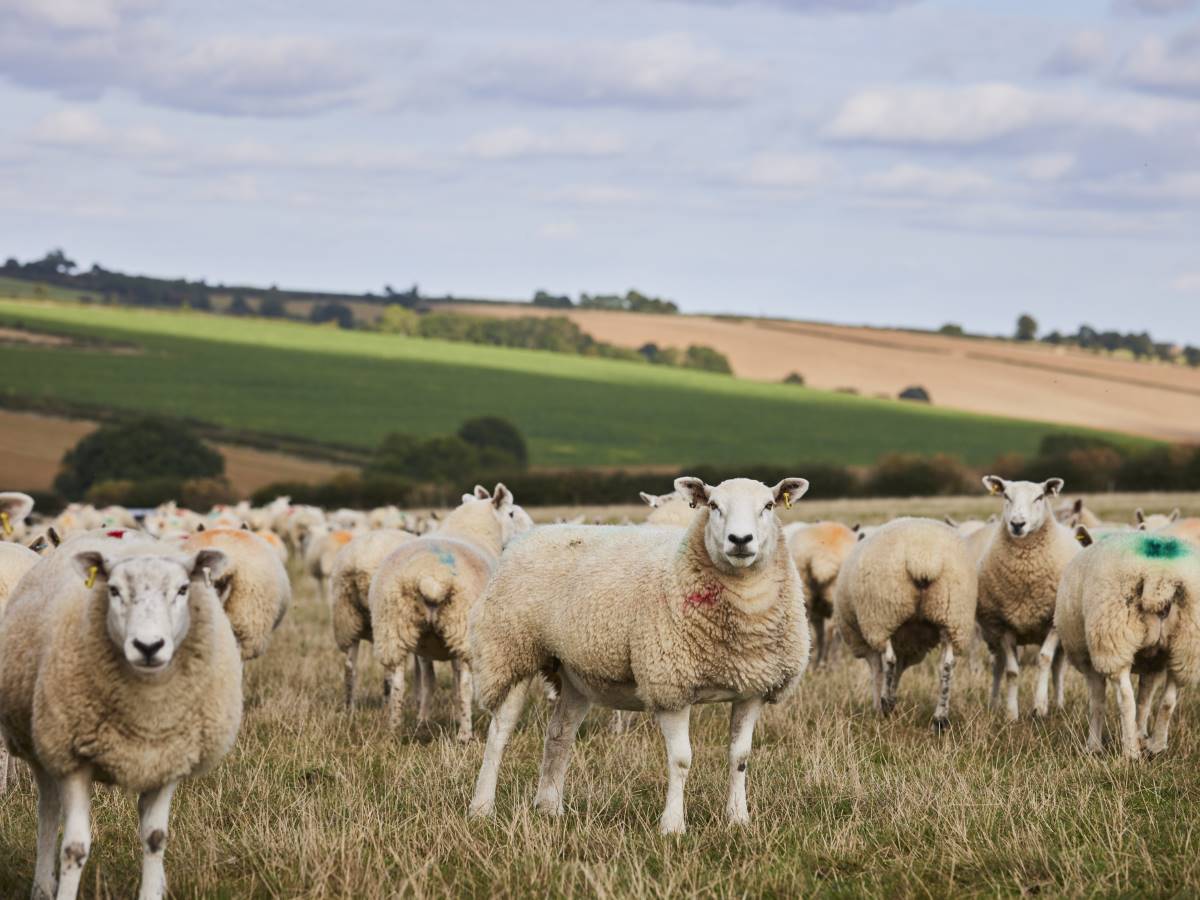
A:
[444, 305, 1200, 443]
[0, 409, 351, 495]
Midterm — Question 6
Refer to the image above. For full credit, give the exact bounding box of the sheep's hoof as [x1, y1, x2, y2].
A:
[456, 731, 473, 745]
[659, 820, 687, 836]
[534, 796, 564, 816]
[879, 698, 896, 717]
[467, 800, 495, 818]
[931, 717, 951, 734]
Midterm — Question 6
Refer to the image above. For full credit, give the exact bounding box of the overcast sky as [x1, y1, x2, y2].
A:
[2, 0, 1199, 340]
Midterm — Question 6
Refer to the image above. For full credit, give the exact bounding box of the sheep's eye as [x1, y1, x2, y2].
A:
[708, 502, 720, 513]
[176, 585, 189, 598]
[108, 586, 120, 600]
[1036, 494, 1045, 503]
[764, 502, 775, 512]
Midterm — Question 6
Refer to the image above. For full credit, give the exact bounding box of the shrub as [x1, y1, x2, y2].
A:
[55, 416, 225, 499]
[898, 386, 931, 403]
[310, 302, 355, 329]
[683, 345, 732, 374]
[458, 417, 528, 467]
[783, 372, 805, 385]
[864, 453, 971, 498]
[1115, 446, 1194, 492]
[86, 477, 186, 508]
[1020, 447, 1124, 493]
[376, 306, 419, 335]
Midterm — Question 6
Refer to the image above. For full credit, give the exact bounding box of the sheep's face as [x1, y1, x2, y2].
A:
[983, 476, 1063, 540]
[487, 482, 534, 545]
[639, 491, 679, 509]
[74, 549, 228, 677]
[676, 476, 809, 572]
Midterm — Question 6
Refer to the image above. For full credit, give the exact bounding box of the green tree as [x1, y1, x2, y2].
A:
[376, 306, 420, 335]
[54, 417, 225, 499]
[458, 417, 528, 467]
[1015, 314, 1038, 342]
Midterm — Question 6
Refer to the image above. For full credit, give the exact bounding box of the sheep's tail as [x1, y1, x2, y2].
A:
[418, 574, 450, 605]
[905, 555, 944, 592]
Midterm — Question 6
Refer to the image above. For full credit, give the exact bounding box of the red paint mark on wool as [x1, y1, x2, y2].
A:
[685, 583, 722, 608]
[105, 530, 126, 538]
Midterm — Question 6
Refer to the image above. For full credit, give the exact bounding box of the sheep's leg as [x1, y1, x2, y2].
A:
[1085, 670, 1106, 754]
[136, 780, 177, 900]
[32, 765, 61, 900]
[656, 706, 693, 835]
[343, 643, 361, 710]
[880, 641, 898, 716]
[1146, 676, 1179, 756]
[725, 697, 763, 826]
[866, 651, 884, 713]
[1053, 647, 1067, 711]
[0, 746, 7, 795]
[1002, 632, 1020, 722]
[609, 711, 631, 734]
[416, 656, 435, 725]
[451, 660, 474, 743]
[386, 664, 407, 729]
[1113, 668, 1141, 761]
[1033, 629, 1059, 718]
[469, 679, 531, 818]
[989, 649, 1005, 710]
[1135, 670, 1165, 740]
[55, 769, 93, 900]
[534, 677, 592, 816]
[932, 639, 956, 733]
[812, 617, 827, 668]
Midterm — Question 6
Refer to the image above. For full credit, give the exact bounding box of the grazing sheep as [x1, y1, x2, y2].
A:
[1136, 508, 1182, 532]
[180, 528, 291, 661]
[977, 476, 1080, 720]
[369, 486, 525, 740]
[303, 526, 356, 604]
[1056, 530, 1200, 759]
[834, 518, 977, 730]
[468, 475, 810, 834]
[1, 492, 35, 543]
[0, 541, 242, 900]
[789, 522, 858, 667]
[331, 528, 416, 708]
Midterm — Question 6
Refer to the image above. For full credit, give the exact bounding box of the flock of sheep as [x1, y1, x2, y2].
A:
[0, 474, 1198, 898]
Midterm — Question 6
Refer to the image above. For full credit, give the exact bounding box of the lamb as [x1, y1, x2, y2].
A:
[789, 521, 859, 667]
[331, 528, 416, 708]
[639, 490, 695, 528]
[976, 476, 1080, 720]
[1055, 530, 1200, 759]
[1135, 508, 1182, 532]
[368, 486, 527, 741]
[834, 518, 977, 730]
[179, 528, 291, 661]
[467, 475, 810, 834]
[0, 538, 242, 900]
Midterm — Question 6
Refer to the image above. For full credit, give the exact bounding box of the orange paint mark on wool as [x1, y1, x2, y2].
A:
[685, 583, 722, 608]
[332, 531, 354, 546]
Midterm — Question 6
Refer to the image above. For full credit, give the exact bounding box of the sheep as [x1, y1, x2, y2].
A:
[977, 476, 1080, 721]
[1056, 498, 1101, 530]
[0, 539, 242, 900]
[467, 475, 811, 834]
[1135, 508, 1182, 532]
[1, 491, 35, 543]
[303, 526, 356, 604]
[789, 521, 859, 667]
[1165, 517, 1200, 547]
[179, 528, 291, 661]
[1056, 529, 1200, 759]
[330, 528, 416, 708]
[0, 540, 41, 794]
[369, 485, 528, 740]
[640, 490, 695, 528]
[834, 518, 977, 730]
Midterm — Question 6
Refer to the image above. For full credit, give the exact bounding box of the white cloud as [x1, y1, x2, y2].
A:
[823, 82, 1197, 146]
[466, 34, 758, 108]
[738, 153, 835, 188]
[661, 0, 916, 10]
[1114, 0, 1198, 16]
[1120, 28, 1200, 98]
[1171, 272, 1200, 292]
[1041, 31, 1109, 77]
[0, 0, 158, 32]
[553, 184, 644, 205]
[462, 126, 626, 160]
[1021, 152, 1076, 181]
[863, 162, 993, 197]
[539, 222, 579, 240]
[28, 106, 171, 157]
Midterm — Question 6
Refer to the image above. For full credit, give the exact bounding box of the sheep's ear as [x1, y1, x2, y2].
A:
[473, 485, 491, 500]
[1074, 525, 1094, 547]
[1043, 478, 1064, 497]
[772, 478, 809, 508]
[196, 522, 206, 533]
[1073, 499, 1084, 514]
[185, 548, 229, 588]
[851, 522, 861, 533]
[461, 494, 476, 505]
[674, 477, 711, 508]
[27, 534, 48, 554]
[0, 492, 34, 536]
[982, 476, 1006, 496]
[944, 515, 959, 527]
[492, 483, 513, 510]
[73, 550, 109, 587]
[1171, 508, 1181, 522]
[241, 522, 250, 530]
[1135, 508, 1146, 525]
[857, 529, 867, 542]
[639, 491, 659, 508]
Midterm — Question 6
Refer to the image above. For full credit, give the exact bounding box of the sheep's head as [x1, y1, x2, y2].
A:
[982, 476, 1063, 540]
[74, 548, 228, 677]
[0, 491, 35, 538]
[639, 491, 678, 509]
[676, 476, 809, 573]
[489, 483, 534, 544]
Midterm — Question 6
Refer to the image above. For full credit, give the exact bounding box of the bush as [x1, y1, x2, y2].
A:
[180, 477, 238, 509]
[85, 477, 186, 508]
[898, 386, 931, 403]
[310, 302, 355, 329]
[367, 433, 486, 484]
[251, 474, 414, 509]
[458, 417, 528, 467]
[375, 306, 419, 335]
[783, 372, 805, 385]
[1019, 447, 1124, 493]
[863, 453, 971, 498]
[683, 345, 732, 374]
[55, 416, 225, 499]
[1115, 446, 1195, 492]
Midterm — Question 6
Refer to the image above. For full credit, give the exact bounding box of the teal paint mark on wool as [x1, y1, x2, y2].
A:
[1137, 535, 1190, 561]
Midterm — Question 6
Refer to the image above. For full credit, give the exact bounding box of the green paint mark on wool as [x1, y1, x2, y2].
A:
[1137, 535, 1190, 560]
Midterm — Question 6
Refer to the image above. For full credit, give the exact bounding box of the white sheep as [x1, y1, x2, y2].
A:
[640, 490, 695, 528]
[1056, 529, 1200, 759]
[303, 525, 356, 604]
[467, 475, 811, 834]
[789, 521, 859, 667]
[1135, 508, 1182, 532]
[0, 539, 242, 900]
[0, 539, 41, 794]
[977, 476, 1080, 721]
[368, 486, 527, 740]
[1, 491, 35, 543]
[834, 518, 977, 730]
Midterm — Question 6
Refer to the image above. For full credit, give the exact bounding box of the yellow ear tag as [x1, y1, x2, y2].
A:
[0, 511, 10, 536]
[85, 566, 98, 589]
[783, 492, 792, 510]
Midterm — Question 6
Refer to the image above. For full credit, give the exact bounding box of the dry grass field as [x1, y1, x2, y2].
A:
[446, 305, 1200, 444]
[3, 495, 1200, 897]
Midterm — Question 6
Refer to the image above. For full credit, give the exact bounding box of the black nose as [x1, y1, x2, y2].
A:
[1011, 521, 1026, 535]
[728, 533, 754, 547]
[133, 638, 165, 660]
